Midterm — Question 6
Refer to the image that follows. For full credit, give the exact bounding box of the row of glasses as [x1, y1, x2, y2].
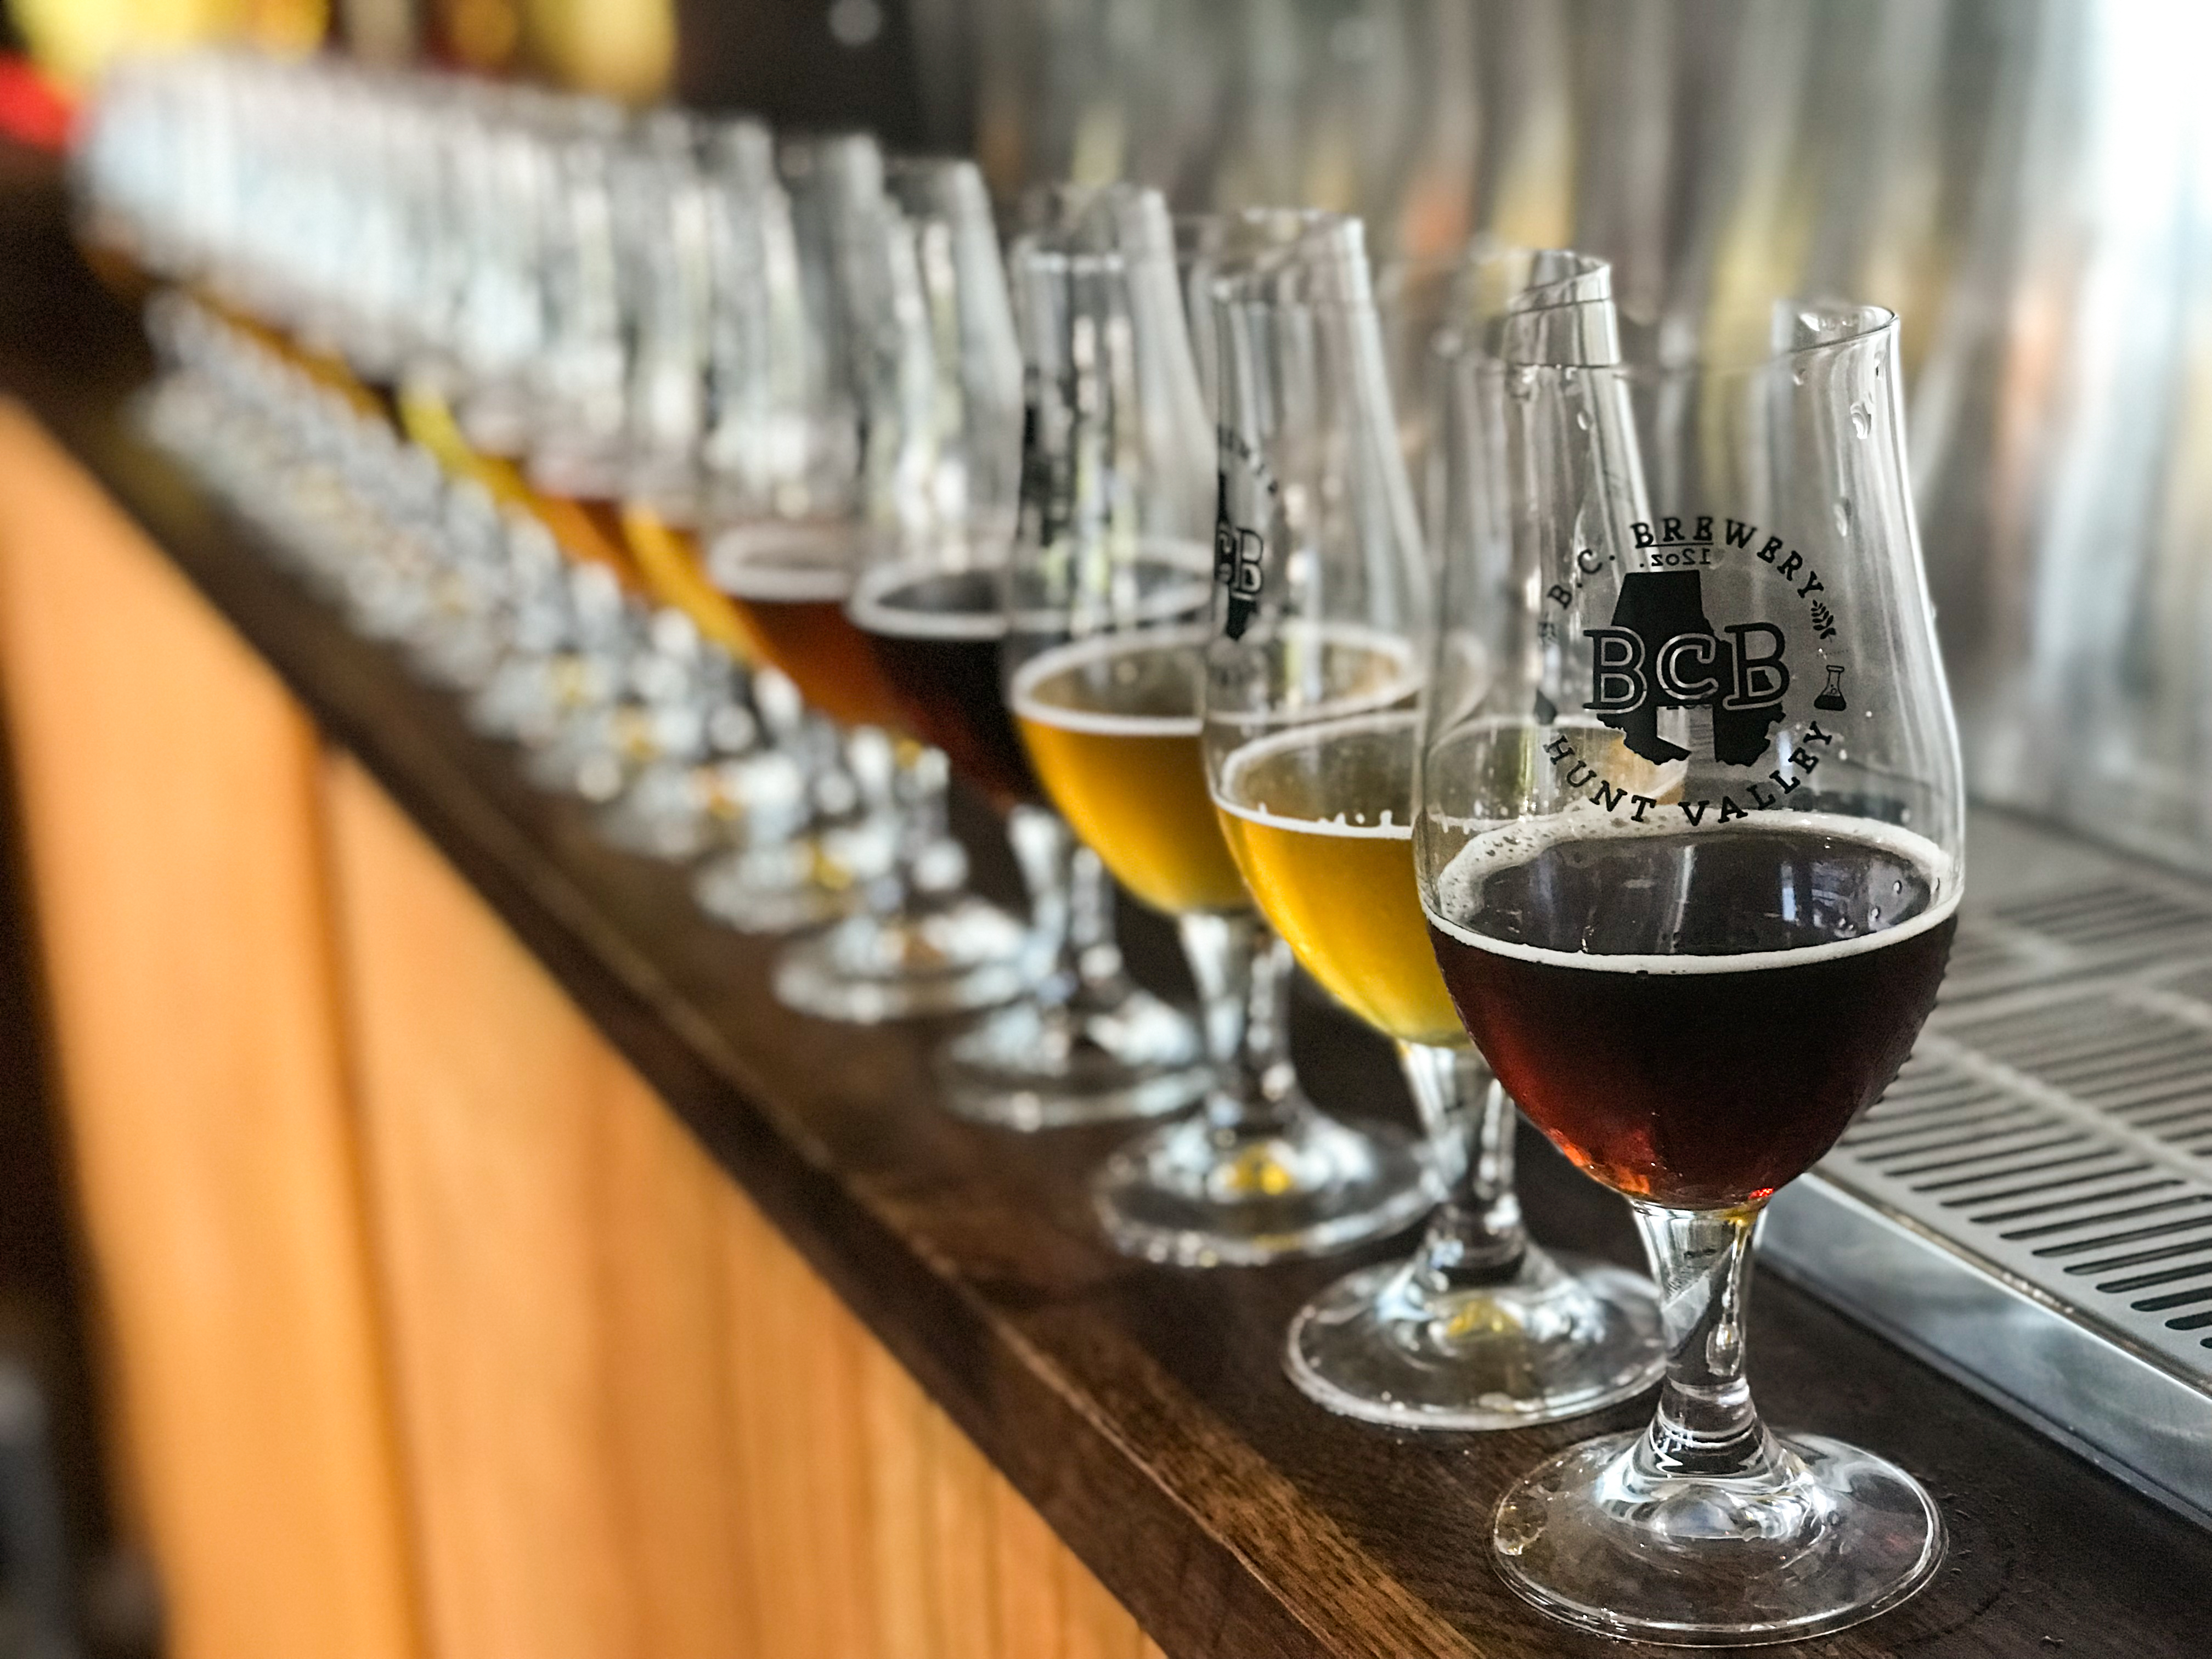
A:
[123, 74, 1659, 1421]
[1003, 193, 1440, 1262]
[90, 52, 1972, 1649]
[93, 58, 833, 889]
[696, 133, 1041, 1024]
[92, 58, 1190, 1096]
[1203, 230, 1664, 1422]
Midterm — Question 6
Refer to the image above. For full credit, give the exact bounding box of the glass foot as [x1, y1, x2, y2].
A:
[692, 841, 856, 935]
[596, 770, 719, 862]
[1285, 1247, 1662, 1431]
[1092, 1107, 1438, 1266]
[521, 729, 627, 803]
[1493, 1427, 1944, 1647]
[774, 898, 1031, 1023]
[936, 986, 1211, 1130]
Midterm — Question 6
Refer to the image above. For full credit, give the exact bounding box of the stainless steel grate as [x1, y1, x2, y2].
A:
[1764, 809, 2212, 1527]
[1938, 879, 2212, 1002]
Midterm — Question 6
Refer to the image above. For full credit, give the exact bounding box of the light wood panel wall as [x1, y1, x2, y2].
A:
[0, 403, 1167, 1659]
[325, 756, 1164, 1659]
[0, 403, 423, 1659]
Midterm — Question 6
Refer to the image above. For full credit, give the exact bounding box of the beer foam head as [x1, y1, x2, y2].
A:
[707, 521, 857, 601]
[1215, 709, 1417, 838]
[848, 560, 1007, 639]
[1010, 628, 1207, 735]
[1426, 809, 1961, 974]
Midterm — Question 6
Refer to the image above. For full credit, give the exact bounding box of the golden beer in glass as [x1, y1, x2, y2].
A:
[1012, 629, 1249, 916]
[1214, 712, 1462, 1046]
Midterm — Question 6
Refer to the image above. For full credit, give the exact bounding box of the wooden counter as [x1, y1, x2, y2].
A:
[2, 155, 2208, 1658]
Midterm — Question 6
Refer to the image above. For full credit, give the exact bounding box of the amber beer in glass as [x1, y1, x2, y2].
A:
[1420, 289, 1963, 1643]
[713, 528, 909, 735]
[851, 565, 1039, 811]
[1428, 818, 1954, 1205]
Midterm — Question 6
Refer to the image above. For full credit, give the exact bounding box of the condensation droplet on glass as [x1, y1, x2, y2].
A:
[1509, 367, 1536, 402]
[1849, 401, 1872, 439]
[1871, 907, 1883, 924]
[1833, 498, 1853, 537]
[1573, 409, 1591, 431]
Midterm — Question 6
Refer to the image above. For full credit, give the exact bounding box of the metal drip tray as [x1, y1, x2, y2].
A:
[1763, 808, 2212, 1527]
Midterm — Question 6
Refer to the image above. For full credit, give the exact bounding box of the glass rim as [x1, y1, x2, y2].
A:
[1009, 233, 1143, 278]
[1206, 223, 1379, 313]
[1441, 300, 1899, 379]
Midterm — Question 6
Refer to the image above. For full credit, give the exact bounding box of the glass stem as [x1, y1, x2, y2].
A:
[1630, 1201, 1778, 1480]
[1004, 808, 1132, 1010]
[846, 727, 916, 918]
[1064, 843, 1125, 988]
[1005, 804, 1076, 1000]
[1177, 911, 1306, 1137]
[1396, 1042, 1527, 1286]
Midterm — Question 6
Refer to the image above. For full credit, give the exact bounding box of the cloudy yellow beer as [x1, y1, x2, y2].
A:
[1012, 630, 1251, 916]
[1214, 712, 1464, 1046]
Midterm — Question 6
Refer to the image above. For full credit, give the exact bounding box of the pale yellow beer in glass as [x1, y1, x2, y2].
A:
[1011, 630, 1250, 916]
[1214, 710, 1463, 1047]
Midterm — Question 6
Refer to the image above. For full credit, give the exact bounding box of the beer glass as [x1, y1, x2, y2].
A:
[1060, 201, 1434, 1265]
[448, 86, 556, 460]
[1206, 235, 1663, 1426]
[1419, 276, 1962, 1640]
[592, 119, 797, 862]
[863, 171, 1211, 1129]
[527, 97, 634, 501]
[742, 142, 1031, 1019]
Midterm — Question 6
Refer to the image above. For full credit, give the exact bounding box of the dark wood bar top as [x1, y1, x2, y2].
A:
[4, 160, 2207, 1657]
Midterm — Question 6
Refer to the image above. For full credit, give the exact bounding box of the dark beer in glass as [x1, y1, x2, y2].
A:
[850, 564, 1039, 812]
[1427, 819, 1956, 1208]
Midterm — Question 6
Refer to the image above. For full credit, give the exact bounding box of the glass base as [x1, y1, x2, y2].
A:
[774, 898, 1031, 1023]
[595, 771, 720, 862]
[1285, 1248, 1663, 1431]
[692, 842, 857, 935]
[520, 729, 628, 803]
[935, 986, 1211, 1130]
[1493, 1427, 1944, 1647]
[1091, 1107, 1438, 1267]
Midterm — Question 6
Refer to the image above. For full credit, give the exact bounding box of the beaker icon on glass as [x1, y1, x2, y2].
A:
[1814, 665, 1848, 712]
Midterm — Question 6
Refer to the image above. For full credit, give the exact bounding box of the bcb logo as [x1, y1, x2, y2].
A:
[1585, 571, 1789, 766]
[1214, 474, 1264, 640]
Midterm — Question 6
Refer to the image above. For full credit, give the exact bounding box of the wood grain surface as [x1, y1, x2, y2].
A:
[328, 753, 1155, 1659]
[0, 403, 424, 1659]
